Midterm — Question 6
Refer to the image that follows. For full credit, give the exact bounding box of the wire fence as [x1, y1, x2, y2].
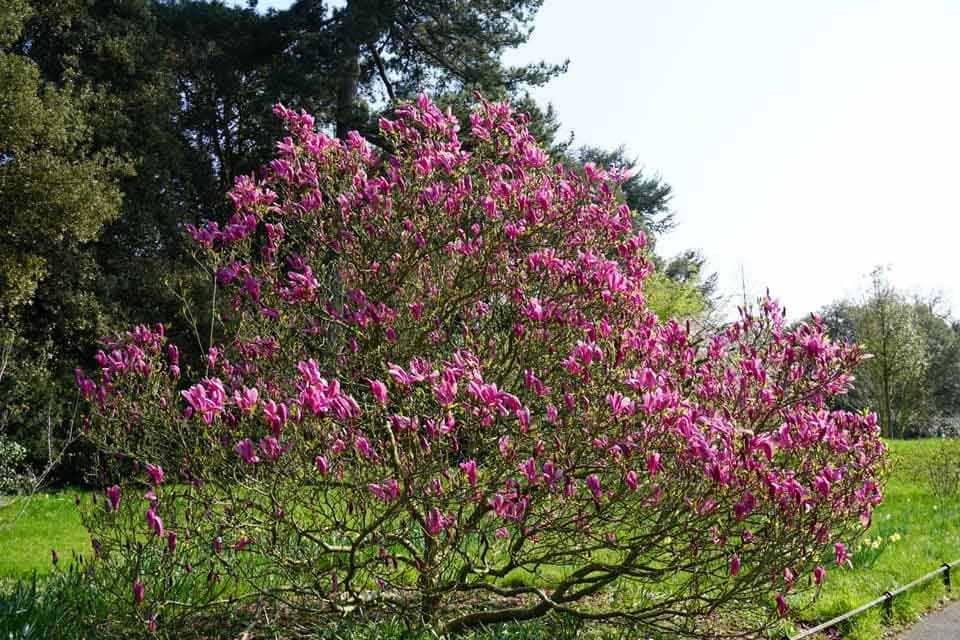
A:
[787, 559, 960, 639]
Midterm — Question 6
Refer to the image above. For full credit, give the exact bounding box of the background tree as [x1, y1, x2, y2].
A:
[820, 269, 931, 438]
[911, 297, 960, 433]
[281, 0, 566, 139]
[0, 0, 126, 472]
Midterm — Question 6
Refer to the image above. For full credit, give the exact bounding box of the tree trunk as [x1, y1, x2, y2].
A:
[335, 44, 360, 140]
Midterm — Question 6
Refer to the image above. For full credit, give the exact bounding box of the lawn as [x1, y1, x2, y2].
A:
[0, 488, 90, 579]
[1, 441, 958, 639]
[792, 438, 960, 639]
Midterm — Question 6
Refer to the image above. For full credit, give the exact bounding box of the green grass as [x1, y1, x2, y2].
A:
[2, 441, 960, 638]
[0, 488, 89, 579]
[793, 438, 960, 639]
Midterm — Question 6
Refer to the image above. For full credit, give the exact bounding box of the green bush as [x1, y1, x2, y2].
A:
[922, 437, 960, 497]
[0, 435, 28, 495]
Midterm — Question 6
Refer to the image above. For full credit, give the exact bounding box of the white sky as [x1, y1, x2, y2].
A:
[241, 0, 960, 319]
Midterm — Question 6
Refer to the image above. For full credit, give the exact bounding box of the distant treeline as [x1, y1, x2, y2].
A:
[818, 268, 960, 439]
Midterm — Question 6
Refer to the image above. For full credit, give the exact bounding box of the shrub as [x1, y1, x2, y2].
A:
[0, 434, 28, 495]
[76, 95, 887, 637]
[921, 437, 960, 497]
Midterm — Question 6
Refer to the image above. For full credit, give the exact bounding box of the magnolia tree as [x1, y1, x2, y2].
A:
[77, 95, 886, 637]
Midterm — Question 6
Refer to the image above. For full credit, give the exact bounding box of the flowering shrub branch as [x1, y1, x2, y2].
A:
[77, 94, 886, 636]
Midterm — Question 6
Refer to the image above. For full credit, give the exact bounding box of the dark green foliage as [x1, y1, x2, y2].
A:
[0, 0, 129, 479]
[280, 0, 566, 138]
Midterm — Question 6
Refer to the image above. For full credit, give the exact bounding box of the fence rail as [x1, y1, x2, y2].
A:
[787, 559, 960, 640]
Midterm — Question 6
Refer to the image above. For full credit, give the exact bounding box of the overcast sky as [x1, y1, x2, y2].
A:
[240, 0, 960, 319]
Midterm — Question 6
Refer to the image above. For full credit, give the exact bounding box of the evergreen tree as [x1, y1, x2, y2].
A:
[281, 0, 566, 138]
[0, 0, 126, 472]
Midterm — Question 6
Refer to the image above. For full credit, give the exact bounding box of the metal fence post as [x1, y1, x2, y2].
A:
[943, 563, 952, 592]
[882, 591, 893, 620]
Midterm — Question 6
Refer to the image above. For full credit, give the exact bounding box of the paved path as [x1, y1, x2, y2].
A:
[900, 600, 960, 639]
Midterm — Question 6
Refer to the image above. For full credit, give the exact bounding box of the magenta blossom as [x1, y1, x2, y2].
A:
[459, 459, 478, 485]
[775, 593, 788, 617]
[258, 435, 284, 460]
[368, 479, 400, 502]
[145, 506, 164, 537]
[263, 399, 289, 435]
[586, 474, 602, 501]
[104, 485, 121, 512]
[314, 455, 329, 475]
[145, 463, 164, 485]
[233, 439, 260, 464]
[425, 507, 445, 535]
[368, 378, 388, 405]
[813, 565, 825, 585]
[834, 542, 850, 566]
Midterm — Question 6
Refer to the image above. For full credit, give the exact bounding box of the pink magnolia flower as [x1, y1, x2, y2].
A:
[258, 435, 284, 460]
[145, 463, 164, 485]
[263, 399, 289, 436]
[355, 436, 374, 458]
[74, 369, 96, 399]
[775, 593, 788, 617]
[647, 452, 661, 476]
[813, 565, 826, 585]
[133, 579, 145, 606]
[519, 458, 537, 485]
[408, 302, 422, 320]
[233, 386, 259, 412]
[729, 555, 741, 576]
[424, 507, 444, 535]
[368, 479, 400, 502]
[546, 403, 558, 422]
[586, 474, 602, 501]
[234, 439, 260, 464]
[516, 407, 530, 432]
[624, 470, 639, 492]
[145, 506, 164, 537]
[368, 378, 388, 405]
[181, 378, 225, 424]
[734, 491, 756, 521]
[606, 392, 636, 417]
[167, 531, 177, 553]
[314, 455, 329, 475]
[459, 459, 478, 485]
[834, 542, 850, 566]
[105, 485, 121, 512]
